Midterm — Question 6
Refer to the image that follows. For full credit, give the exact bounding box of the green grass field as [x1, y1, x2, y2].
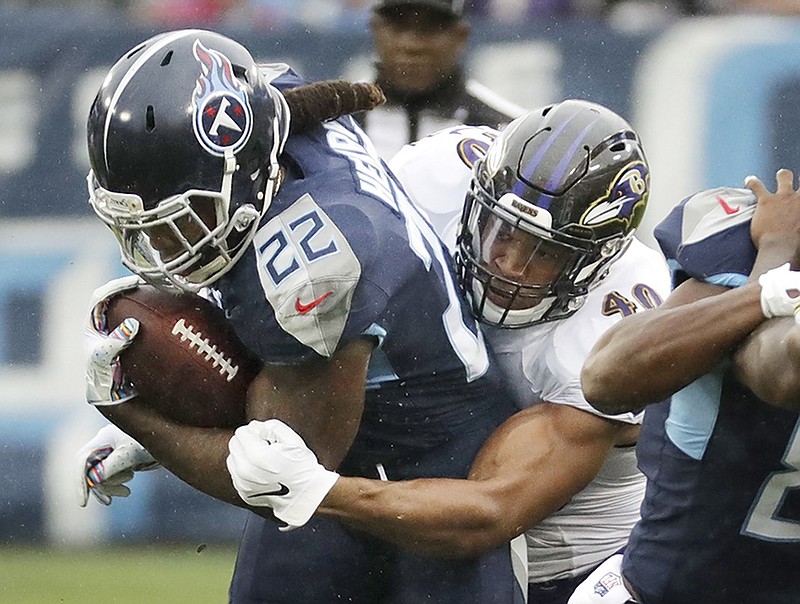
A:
[0, 544, 238, 603]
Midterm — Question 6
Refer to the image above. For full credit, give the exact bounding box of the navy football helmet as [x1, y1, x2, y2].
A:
[457, 99, 649, 328]
[87, 29, 290, 292]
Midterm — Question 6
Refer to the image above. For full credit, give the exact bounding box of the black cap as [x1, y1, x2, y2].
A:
[373, 0, 465, 20]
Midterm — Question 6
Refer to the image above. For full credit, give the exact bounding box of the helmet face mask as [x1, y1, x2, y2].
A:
[89, 169, 243, 290]
[86, 29, 290, 292]
[456, 100, 649, 328]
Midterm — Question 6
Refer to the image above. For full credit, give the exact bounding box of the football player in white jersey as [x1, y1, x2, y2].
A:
[225, 100, 671, 604]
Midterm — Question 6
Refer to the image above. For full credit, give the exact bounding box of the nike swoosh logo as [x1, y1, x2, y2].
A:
[295, 291, 333, 314]
[716, 195, 740, 215]
[249, 483, 290, 497]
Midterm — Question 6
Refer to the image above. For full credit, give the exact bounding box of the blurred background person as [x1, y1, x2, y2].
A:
[731, 0, 800, 13]
[357, 0, 524, 159]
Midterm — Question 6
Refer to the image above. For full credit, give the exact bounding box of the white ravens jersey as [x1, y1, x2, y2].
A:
[390, 125, 673, 582]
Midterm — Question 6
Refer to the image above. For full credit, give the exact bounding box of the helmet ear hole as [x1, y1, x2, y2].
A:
[601, 239, 622, 257]
[160, 50, 173, 66]
[232, 64, 248, 82]
[126, 43, 146, 59]
[145, 106, 156, 132]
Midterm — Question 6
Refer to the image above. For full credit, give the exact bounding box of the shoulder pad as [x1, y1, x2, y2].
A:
[390, 126, 498, 251]
[268, 66, 304, 89]
[252, 193, 361, 357]
[654, 187, 756, 286]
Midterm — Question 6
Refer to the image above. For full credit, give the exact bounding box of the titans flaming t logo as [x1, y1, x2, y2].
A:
[581, 161, 649, 227]
[192, 40, 253, 157]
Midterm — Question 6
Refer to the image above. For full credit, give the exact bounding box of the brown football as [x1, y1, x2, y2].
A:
[105, 284, 261, 428]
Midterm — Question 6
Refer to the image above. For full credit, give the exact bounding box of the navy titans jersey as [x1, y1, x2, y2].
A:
[625, 189, 800, 604]
[216, 70, 514, 477]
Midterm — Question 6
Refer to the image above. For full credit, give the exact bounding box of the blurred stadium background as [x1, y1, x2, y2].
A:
[3, 1, 800, 600]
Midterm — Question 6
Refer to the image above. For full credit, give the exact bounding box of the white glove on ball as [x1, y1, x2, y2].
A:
[75, 423, 160, 507]
[759, 263, 800, 319]
[227, 419, 339, 531]
[84, 276, 142, 406]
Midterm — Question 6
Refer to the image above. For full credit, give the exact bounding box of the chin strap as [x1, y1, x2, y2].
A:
[258, 86, 289, 217]
[230, 205, 260, 232]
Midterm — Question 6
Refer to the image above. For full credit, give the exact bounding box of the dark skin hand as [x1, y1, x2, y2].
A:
[101, 336, 374, 509]
[734, 170, 800, 410]
[581, 169, 800, 414]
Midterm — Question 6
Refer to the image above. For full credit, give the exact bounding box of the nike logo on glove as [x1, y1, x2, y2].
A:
[716, 195, 740, 215]
[295, 291, 333, 315]
[250, 483, 290, 497]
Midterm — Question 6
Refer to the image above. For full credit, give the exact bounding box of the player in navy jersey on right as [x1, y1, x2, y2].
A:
[573, 169, 800, 604]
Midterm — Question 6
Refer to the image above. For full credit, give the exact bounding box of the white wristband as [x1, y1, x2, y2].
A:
[758, 263, 800, 318]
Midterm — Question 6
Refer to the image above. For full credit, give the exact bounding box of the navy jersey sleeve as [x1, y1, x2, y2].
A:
[221, 192, 401, 365]
[654, 187, 757, 288]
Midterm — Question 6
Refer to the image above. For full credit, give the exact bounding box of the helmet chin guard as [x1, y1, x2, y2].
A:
[470, 279, 559, 328]
[86, 29, 290, 292]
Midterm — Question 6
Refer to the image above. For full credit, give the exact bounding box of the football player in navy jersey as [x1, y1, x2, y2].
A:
[569, 169, 800, 604]
[75, 29, 525, 603]
[224, 101, 672, 604]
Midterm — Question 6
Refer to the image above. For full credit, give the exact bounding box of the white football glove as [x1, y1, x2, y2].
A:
[75, 423, 160, 507]
[759, 263, 800, 319]
[84, 276, 142, 406]
[227, 419, 340, 531]
[567, 554, 635, 604]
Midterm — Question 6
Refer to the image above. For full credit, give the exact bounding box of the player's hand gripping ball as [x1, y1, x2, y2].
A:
[105, 284, 261, 428]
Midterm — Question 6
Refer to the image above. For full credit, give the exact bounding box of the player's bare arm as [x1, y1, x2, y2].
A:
[100, 336, 372, 508]
[747, 168, 800, 271]
[581, 279, 764, 414]
[100, 402, 244, 506]
[733, 317, 800, 411]
[731, 169, 800, 411]
[275, 404, 634, 558]
[245, 337, 373, 469]
[584, 169, 800, 415]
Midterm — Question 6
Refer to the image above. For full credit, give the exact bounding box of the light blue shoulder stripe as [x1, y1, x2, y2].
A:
[362, 323, 399, 389]
[363, 323, 387, 347]
[667, 259, 748, 289]
[705, 273, 749, 288]
[665, 363, 727, 460]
